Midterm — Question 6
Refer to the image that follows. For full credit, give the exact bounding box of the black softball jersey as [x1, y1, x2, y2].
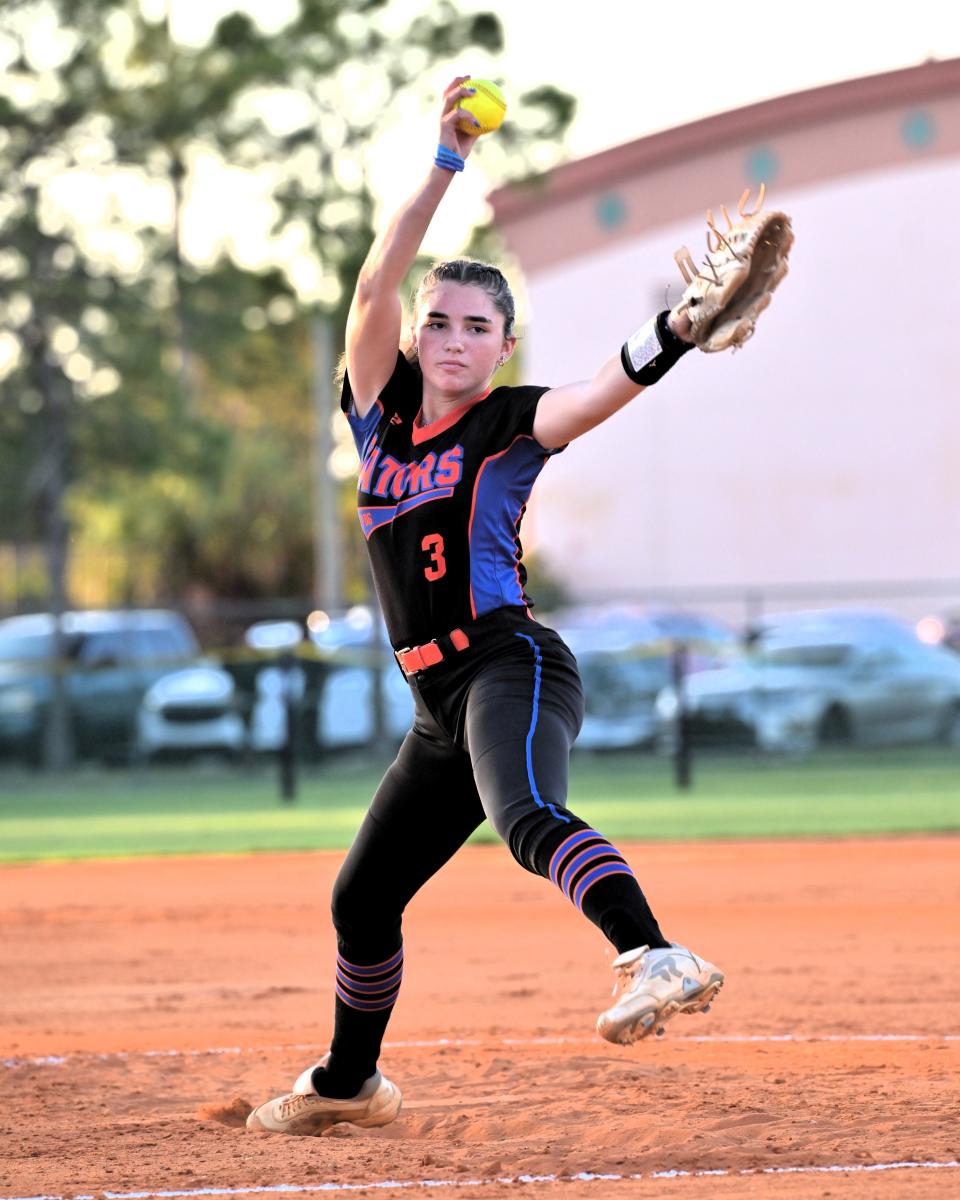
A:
[341, 352, 559, 650]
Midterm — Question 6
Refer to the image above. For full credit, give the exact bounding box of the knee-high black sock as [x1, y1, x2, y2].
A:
[312, 943, 403, 1098]
[509, 811, 669, 953]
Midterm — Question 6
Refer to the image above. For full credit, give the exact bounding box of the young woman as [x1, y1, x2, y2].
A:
[248, 78, 723, 1138]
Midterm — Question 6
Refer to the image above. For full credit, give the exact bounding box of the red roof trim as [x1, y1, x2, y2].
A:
[490, 58, 960, 222]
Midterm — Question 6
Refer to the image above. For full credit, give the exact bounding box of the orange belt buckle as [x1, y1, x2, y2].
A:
[397, 641, 442, 674]
[397, 629, 469, 675]
[416, 641, 444, 670]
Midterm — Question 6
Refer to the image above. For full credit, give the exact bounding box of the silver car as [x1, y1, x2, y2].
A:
[553, 605, 736, 750]
[655, 624, 960, 753]
[136, 665, 246, 761]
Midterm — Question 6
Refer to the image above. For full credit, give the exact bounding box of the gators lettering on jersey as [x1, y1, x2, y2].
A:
[341, 352, 558, 650]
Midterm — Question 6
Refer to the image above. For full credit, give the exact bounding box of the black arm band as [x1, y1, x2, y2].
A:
[620, 311, 694, 386]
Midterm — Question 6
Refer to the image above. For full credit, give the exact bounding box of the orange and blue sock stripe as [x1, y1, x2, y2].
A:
[547, 828, 635, 912]
[335, 947, 404, 1012]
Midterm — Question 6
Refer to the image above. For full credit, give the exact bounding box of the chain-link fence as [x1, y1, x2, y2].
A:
[1, 583, 959, 778]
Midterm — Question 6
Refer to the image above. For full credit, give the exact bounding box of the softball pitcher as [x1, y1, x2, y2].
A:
[248, 76, 792, 1137]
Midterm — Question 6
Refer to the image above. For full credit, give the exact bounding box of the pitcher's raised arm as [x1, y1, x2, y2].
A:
[344, 79, 482, 418]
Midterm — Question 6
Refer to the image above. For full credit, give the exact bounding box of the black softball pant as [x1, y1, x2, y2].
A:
[318, 609, 668, 1095]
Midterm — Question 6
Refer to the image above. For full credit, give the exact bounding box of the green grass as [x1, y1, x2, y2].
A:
[1, 747, 957, 863]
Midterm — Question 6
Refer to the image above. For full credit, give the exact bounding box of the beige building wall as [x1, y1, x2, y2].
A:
[490, 61, 960, 620]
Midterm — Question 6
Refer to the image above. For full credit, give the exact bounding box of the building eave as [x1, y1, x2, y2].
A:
[490, 57, 960, 223]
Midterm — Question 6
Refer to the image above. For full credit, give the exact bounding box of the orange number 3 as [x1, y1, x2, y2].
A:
[421, 533, 447, 581]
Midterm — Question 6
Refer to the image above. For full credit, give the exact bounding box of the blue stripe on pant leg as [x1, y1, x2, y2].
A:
[514, 632, 570, 824]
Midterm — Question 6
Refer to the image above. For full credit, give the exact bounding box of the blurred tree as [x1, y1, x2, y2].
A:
[0, 1, 575, 660]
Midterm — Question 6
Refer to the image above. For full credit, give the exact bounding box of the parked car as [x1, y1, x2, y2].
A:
[744, 607, 921, 649]
[645, 607, 739, 655]
[0, 609, 199, 764]
[317, 661, 414, 749]
[223, 620, 327, 758]
[233, 609, 413, 757]
[136, 666, 246, 762]
[551, 605, 735, 750]
[307, 607, 413, 749]
[655, 616, 960, 753]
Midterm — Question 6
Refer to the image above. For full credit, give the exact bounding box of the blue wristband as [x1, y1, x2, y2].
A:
[435, 144, 465, 173]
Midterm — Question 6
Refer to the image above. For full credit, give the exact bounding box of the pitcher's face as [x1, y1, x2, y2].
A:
[413, 282, 512, 396]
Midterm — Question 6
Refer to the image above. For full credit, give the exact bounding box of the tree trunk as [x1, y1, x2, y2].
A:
[170, 153, 201, 412]
[32, 318, 74, 769]
[310, 314, 341, 612]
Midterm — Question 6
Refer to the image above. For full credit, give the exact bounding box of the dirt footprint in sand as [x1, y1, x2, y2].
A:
[197, 1097, 254, 1127]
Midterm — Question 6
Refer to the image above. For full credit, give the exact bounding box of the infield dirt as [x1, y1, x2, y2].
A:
[1, 837, 958, 1199]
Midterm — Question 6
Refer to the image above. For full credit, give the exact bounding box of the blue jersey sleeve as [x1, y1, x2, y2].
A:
[340, 351, 422, 458]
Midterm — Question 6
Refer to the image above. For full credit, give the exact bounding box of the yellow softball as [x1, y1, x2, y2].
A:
[457, 79, 507, 135]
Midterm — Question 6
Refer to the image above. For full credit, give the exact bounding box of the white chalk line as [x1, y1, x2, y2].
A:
[5, 1159, 960, 1200]
[3, 1032, 958, 1070]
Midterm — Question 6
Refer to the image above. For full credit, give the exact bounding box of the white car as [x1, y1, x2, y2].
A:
[655, 626, 960, 754]
[137, 666, 246, 761]
[318, 665, 413, 749]
[307, 607, 413, 749]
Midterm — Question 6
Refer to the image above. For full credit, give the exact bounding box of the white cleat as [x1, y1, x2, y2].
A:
[246, 1053, 402, 1137]
[596, 944, 724, 1046]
